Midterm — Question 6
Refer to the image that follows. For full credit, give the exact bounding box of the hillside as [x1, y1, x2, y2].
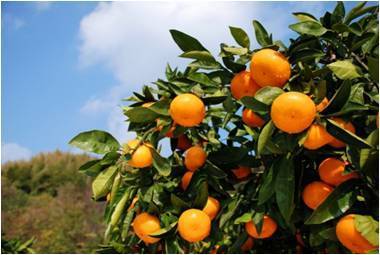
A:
[1, 151, 105, 253]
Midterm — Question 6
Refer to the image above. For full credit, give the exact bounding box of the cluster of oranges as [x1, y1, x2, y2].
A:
[118, 47, 375, 253]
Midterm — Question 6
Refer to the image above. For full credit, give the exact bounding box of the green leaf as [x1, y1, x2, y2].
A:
[252, 20, 272, 47]
[79, 159, 104, 177]
[150, 221, 178, 238]
[333, 2, 345, 20]
[150, 99, 170, 116]
[240, 96, 269, 113]
[292, 12, 318, 22]
[275, 156, 295, 224]
[344, 2, 375, 24]
[234, 212, 254, 224]
[289, 21, 327, 36]
[229, 26, 250, 48]
[254, 87, 284, 105]
[368, 56, 379, 82]
[179, 50, 216, 62]
[187, 72, 219, 87]
[169, 29, 207, 52]
[125, 107, 160, 123]
[326, 119, 372, 149]
[92, 166, 118, 200]
[327, 60, 362, 80]
[219, 197, 241, 228]
[69, 130, 120, 154]
[257, 121, 275, 155]
[355, 215, 379, 246]
[360, 130, 379, 175]
[209, 146, 248, 165]
[193, 181, 209, 209]
[170, 194, 190, 211]
[258, 162, 277, 205]
[321, 80, 351, 115]
[305, 179, 359, 225]
[110, 188, 132, 226]
[222, 46, 249, 55]
[152, 149, 171, 176]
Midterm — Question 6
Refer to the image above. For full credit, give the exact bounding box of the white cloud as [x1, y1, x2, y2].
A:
[35, 2, 52, 12]
[78, 2, 328, 140]
[2, 143, 32, 163]
[3, 14, 25, 30]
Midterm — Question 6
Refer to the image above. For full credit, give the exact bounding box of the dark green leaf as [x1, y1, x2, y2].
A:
[209, 146, 248, 165]
[169, 29, 207, 52]
[179, 50, 216, 62]
[170, 194, 190, 211]
[254, 87, 284, 105]
[192, 181, 209, 209]
[321, 80, 351, 115]
[219, 197, 241, 228]
[257, 121, 275, 155]
[69, 130, 120, 154]
[293, 12, 318, 22]
[149, 221, 178, 238]
[258, 162, 277, 205]
[150, 99, 170, 116]
[229, 26, 250, 48]
[252, 20, 272, 47]
[92, 166, 118, 200]
[152, 149, 171, 176]
[305, 179, 359, 225]
[125, 107, 160, 123]
[187, 72, 219, 87]
[240, 96, 269, 113]
[368, 56, 379, 82]
[79, 159, 103, 177]
[333, 2, 345, 21]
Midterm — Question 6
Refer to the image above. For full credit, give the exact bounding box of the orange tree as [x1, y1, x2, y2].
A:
[70, 2, 379, 253]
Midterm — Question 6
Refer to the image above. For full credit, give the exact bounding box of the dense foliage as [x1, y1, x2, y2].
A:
[70, 2, 378, 254]
[1, 151, 105, 253]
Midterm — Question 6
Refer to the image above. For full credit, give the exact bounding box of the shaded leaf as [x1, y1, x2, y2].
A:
[92, 166, 118, 200]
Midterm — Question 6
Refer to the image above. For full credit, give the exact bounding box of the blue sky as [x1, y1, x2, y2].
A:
[1, 1, 364, 162]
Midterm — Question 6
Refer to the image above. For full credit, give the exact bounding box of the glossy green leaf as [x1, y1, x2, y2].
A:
[169, 29, 207, 52]
[193, 181, 209, 209]
[257, 121, 275, 155]
[170, 194, 190, 211]
[258, 162, 277, 205]
[222, 46, 248, 55]
[234, 212, 254, 224]
[110, 189, 130, 226]
[179, 50, 216, 62]
[252, 20, 272, 47]
[327, 60, 362, 80]
[321, 80, 351, 115]
[254, 87, 284, 105]
[360, 130, 379, 175]
[125, 107, 160, 123]
[289, 21, 327, 36]
[92, 166, 118, 200]
[229, 26, 250, 48]
[368, 56, 379, 82]
[219, 197, 241, 228]
[69, 130, 120, 154]
[79, 159, 103, 177]
[187, 72, 219, 87]
[240, 96, 269, 113]
[152, 149, 171, 176]
[355, 215, 379, 246]
[149, 221, 178, 238]
[209, 146, 248, 165]
[305, 179, 359, 225]
[292, 12, 318, 22]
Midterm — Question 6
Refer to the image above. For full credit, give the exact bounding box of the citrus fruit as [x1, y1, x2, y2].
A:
[245, 215, 278, 239]
[169, 93, 205, 127]
[250, 49, 291, 88]
[184, 145, 207, 171]
[318, 158, 359, 186]
[303, 124, 334, 150]
[181, 171, 193, 190]
[328, 118, 356, 148]
[178, 209, 211, 243]
[232, 166, 251, 179]
[202, 196, 220, 220]
[230, 70, 260, 100]
[132, 212, 161, 244]
[336, 214, 378, 253]
[242, 108, 265, 127]
[124, 139, 153, 168]
[316, 97, 329, 112]
[271, 92, 316, 134]
[241, 237, 254, 252]
[302, 181, 333, 210]
[177, 134, 192, 151]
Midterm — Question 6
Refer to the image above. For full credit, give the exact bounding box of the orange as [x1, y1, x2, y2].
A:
[230, 70, 260, 100]
[169, 93, 205, 127]
[245, 215, 278, 239]
[316, 97, 329, 112]
[184, 146, 207, 172]
[328, 118, 356, 148]
[178, 209, 211, 242]
[241, 237, 254, 252]
[271, 92, 316, 134]
[202, 196, 220, 220]
[132, 212, 161, 244]
[177, 134, 192, 151]
[250, 49, 291, 88]
[181, 171, 194, 190]
[124, 139, 153, 168]
[336, 214, 378, 253]
[302, 181, 333, 210]
[232, 166, 251, 179]
[242, 108, 265, 127]
[318, 158, 358, 186]
[303, 124, 334, 150]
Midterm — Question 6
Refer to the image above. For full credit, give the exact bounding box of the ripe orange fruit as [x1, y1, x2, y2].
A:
[230, 70, 260, 100]
[328, 118, 356, 148]
[178, 209, 211, 242]
[250, 49, 291, 88]
[302, 181, 333, 210]
[132, 212, 161, 244]
[181, 171, 194, 190]
[336, 214, 378, 253]
[184, 146, 207, 172]
[242, 108, 265, 127]
[271, 92, 316, 134]
[318, 158, 359, 186]
[202, 196, 220, 220]
[169, 93, 205, 127]
[245, 215, 278, 239]
[177, 134, 192, 151]
[241, 237, 254, 252]
[316, 97, 329, 112]
[232, 166, 251, 179]
[124, 139, 153, 168]
[303, 124, 334, 150]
